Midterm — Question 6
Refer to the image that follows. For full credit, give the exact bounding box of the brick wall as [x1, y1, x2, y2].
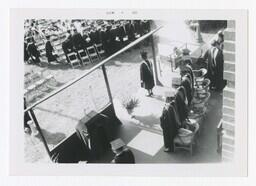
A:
[222, 20, 235, 161]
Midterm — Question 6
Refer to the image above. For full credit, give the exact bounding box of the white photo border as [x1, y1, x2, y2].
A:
[9, 9, 248, 176]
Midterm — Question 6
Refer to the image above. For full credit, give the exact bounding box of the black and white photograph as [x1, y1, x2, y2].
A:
[22, 18, 234, 163]
[8, 9, 248, 176]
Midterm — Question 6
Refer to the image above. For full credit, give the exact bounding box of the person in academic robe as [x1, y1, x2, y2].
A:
[109, 26, 118, 53]
[27, 38, 41, 65]
[71, 28, 84, 51]
[181, 74, 193, 106]
[45, 35, 59, 64]
[82, 30, 92, 48]
[215, 31, 226, 90]
[214, 44, 225, 91]
[24, 97, 31, 134]
[99, 26, 108, 53]
[104, 25, 112, 56]
[160, 98, 179, 152]
[203, 40, 218, 89]
[94, 27, 101, 44]
[62, 35, 74, 64]
[127, 20, 136, 42]
[140, 51, 155, 96]
[89, 28, 97, 45]
[24, 41, 30, 63]
[134, 20, 143, 37]
[175, 86, 189, 124]
[111, 138, 135, 164]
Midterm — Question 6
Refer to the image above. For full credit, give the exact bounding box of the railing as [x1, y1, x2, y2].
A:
[24, 25, 163, 160]
[24, 26, 163, 113]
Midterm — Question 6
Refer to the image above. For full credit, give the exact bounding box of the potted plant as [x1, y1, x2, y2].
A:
[122, 96, 140, 116]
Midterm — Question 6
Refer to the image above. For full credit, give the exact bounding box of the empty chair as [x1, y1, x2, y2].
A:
[86, 46, 99, 63]
[44, 74, 58, 87]
[78, 49, 91, 65]
[35, 78, 47, 90]
[94, 43, 105, 60]
[67, 52, 81, 68]
[30, 71, 42, 84]
[26, 84, 38, 102]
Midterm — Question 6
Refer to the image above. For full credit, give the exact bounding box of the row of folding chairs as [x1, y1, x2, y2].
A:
[67, 43, 105, 69]
[24, 72, 57, 103]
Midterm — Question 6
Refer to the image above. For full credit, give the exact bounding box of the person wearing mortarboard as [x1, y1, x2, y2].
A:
[140, 51, 155, 96]
[111, 138, 135, 164]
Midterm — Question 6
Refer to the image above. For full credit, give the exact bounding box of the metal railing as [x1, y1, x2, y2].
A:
[24, 26, 163, 113]
[24, 25, 163, 160]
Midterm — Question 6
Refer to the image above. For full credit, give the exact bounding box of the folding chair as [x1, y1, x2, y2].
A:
[173, 125, 199, 156]
[26, 84, 38, 102]
[86, 46, 99, 63]
[35, 79, 47, 91]
[94, 43, 105, 60]
[67, 52, 81, 68]
[30, 71, 42, 84]
[78, 49, 91, 65]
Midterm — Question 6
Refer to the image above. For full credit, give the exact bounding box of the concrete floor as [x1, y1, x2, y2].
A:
[96, 87, 223, 164]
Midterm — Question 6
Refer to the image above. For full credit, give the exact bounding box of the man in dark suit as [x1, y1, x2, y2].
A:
[111, 138, 135, 164]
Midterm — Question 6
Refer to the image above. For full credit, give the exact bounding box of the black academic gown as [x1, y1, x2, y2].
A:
[175, 87, 189, 123]
[24, 42, 30, 61]
[214, 48, 225, 90]
[72, 33, 84, 51]
[140, 60, 155, 90]
[45, 41, 57, 62]
[114, 148, 135, 164]
[181, 76, 193, 106]
[127, 23, 136, 42]
[203, 47, 217, 88]
[24, 98, 31, 129]
[27, 43, 40, 62]
[160, 104, 179, 151]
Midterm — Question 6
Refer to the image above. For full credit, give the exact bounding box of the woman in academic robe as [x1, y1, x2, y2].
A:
[140, 51, 155, 96]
